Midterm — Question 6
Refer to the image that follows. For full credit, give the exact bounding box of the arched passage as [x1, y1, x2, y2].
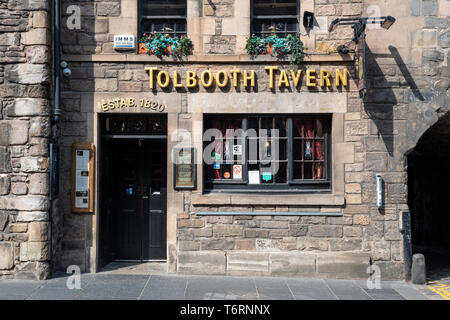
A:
[407, 111, 450, 280]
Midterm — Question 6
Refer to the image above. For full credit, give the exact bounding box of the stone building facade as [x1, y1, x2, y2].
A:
[0, 0, 449, 280]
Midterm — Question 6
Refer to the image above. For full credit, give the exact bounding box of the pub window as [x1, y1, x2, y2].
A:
[203, 115, 331, 192]
[251, 0, 299, 37]
[139, 0, 187, 36]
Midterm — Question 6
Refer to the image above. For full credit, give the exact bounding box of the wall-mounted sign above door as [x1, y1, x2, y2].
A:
[98, 97, 166, 112]
[144, 66, 349, 91]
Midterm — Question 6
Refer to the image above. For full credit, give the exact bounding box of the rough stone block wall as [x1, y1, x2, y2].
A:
[61, 0, 120, 54]
[314, 0, 364, 53]
[0, 0, 51, 279]
[203, 0, 236, 54]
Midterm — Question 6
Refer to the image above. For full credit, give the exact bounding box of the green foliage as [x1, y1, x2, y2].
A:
[139, 33, 194, 60]
[245, 34, 305, 65]
[245, 35, 266, 55]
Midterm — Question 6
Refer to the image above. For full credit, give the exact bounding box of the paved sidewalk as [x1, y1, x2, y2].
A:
[0, 272, 437, 300]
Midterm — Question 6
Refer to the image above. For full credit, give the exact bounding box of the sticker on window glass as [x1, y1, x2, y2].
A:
[126, 187, 133, 195]
[233, 145, 242, 155]
[223, 171, 231, 179]
[214, 153, 221, 160]
[213, 162, 220, 169]
[233, 165, 242, 179]
[248, 170, 260, 184]
[262, 172, 272, 181]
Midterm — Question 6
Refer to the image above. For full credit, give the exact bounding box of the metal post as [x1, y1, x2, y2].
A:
[401, 211, 412, 281]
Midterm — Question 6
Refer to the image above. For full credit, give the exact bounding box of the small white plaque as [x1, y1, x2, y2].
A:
[113, 35, 136, 50]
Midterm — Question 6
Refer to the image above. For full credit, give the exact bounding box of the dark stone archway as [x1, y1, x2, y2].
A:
[407, 111, 450, 281]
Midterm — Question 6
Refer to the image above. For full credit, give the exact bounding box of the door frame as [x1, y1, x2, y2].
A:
[98, 114, 169, 268]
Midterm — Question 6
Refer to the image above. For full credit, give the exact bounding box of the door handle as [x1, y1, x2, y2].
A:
[142, 196, 149, 199]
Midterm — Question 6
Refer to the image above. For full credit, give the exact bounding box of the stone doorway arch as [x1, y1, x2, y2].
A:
[406, 109, 450, 282]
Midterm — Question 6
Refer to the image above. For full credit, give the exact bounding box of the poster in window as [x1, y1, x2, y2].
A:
[248, 170, 260, 184]
[174, 148, 196, 190]
[71, 142, 94, 213]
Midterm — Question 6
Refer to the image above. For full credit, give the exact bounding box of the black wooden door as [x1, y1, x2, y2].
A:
[114, 140, 142, 260]
[142, 140, 167, 260]
[109, 139, 167, 261]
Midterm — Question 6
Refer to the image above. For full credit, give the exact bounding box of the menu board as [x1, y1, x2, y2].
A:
[173, 148, 196, 190]
[71, 142, 94, 213]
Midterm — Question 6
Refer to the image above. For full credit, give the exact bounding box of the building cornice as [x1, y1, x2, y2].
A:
[60, 53, 355, 64]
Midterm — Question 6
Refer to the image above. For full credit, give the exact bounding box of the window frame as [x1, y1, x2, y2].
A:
[138, 0, 187, 37]
[203, 114, 332, 193]
[250, 0, 300, 38]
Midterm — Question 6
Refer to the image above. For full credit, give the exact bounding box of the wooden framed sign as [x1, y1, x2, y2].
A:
[173, 148, 196, 190]
[71, 142, 95, 213]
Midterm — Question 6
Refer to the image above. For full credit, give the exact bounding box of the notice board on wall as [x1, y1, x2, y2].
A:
[71, 142, 95, 213]
[173, 148, 196, 190]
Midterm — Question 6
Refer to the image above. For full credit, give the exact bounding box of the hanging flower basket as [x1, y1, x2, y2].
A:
[138, 32, 193, 60]
[245, 34, 305, 65]
[139, 43, 149, 54]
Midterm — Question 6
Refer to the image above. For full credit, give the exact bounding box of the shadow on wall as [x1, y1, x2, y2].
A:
[362, 45, 427, 157]
[363, 45, 396, 156]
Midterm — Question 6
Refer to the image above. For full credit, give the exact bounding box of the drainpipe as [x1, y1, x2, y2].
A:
[53, 0, 62, 123]
[48, 0, 62, 275]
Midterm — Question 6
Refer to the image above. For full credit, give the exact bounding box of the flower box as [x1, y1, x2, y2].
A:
[138, 33, 193, 60]
[245, 34, 305, 65]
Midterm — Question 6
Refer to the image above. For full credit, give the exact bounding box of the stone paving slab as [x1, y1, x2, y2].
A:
[253, 278, 295, 300]
[0, 272, 433, 300]
[286, 278, 338, 300]
[140, 275, 187, 300]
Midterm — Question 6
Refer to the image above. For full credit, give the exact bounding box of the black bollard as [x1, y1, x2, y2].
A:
[411, 253, 426, 284]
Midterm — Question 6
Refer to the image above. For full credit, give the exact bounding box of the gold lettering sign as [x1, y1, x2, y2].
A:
[145, 66, 349, 90]
[99, 97, 165, 112]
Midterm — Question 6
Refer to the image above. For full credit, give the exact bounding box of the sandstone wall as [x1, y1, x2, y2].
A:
[0, 0, 51, 280]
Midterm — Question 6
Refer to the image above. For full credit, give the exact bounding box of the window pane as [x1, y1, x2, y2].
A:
[292, 117, 328, 181]
[275, 162, 287, 183]
[142, 0, 186, 16]
[252, 18, 298, 37]
[278, 139, 287, 160]
[261, 117, 272, 130]
[141, 19, 186, 35]
[275, 118, 287, 137]
[205, 118, 243, 181]
[293, 139, 302, 160]
[314, 162, 324, 179]
[315, 140, 324, 160]
[175, 22, 186, 32]
[286, 20, 297, 31]
[253, 0, 297, 16]
[304, 162, 313, 179]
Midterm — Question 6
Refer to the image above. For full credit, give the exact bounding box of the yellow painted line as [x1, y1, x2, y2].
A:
[427, 281, 450, 300]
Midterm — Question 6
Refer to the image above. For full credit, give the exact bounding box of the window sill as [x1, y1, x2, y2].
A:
[195, 210, 342, 216]
[191, 193, 345, 206]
